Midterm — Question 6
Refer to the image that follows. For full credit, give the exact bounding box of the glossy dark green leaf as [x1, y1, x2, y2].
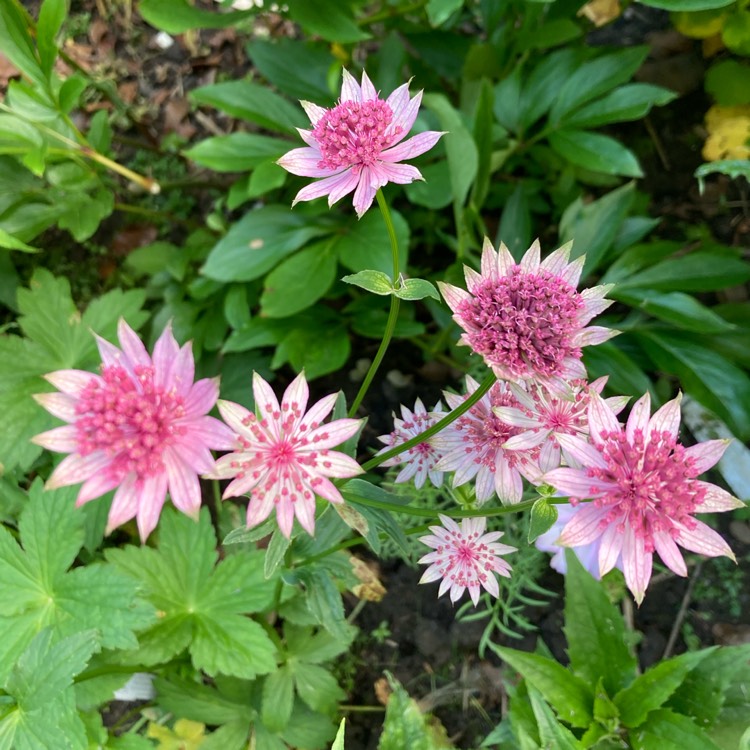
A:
[527, 498, 558, 544]
[528, 685, 585, 750]
[139, 0, 255, 33]
[549, 130, 643, 178]
[630, 708, 723, 749]
[184, 133, 291, 172]
[519, 48, 581, 130]
[285, 0, 369, 42]
[498, 183, 532, 261]
[562, 84, 676, 129]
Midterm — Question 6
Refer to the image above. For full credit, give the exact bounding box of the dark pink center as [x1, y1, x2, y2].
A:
[313, 99, 397, 171]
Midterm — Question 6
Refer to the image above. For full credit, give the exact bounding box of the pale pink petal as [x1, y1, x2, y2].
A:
[555, 433, 609, 470]
[47, 451, 110, 489]
[559, 254, 585, 287]
[558, 504, 610, 546]
[480, 237, 498, 278]
[32, 425, 78, 452]
[152, 323, 180, 390]
[184, 378, 220, 416]
[375, 162, 423, 185]
[171, 343, 195, 398]
[495, 457, 522, 504]
[392, 90, 422, 135]
[282, 371, 310, 432]
[311, 451, 362, 478]
[45, 369, 100, 396]
[298, 392, 338, 432]
[438, 281, 471, 311]
[252, 372, 281, 433]
[164, 448, 201, 517]
[353, 166, 378, 217]
[598, 523, 623, 577]
[246, 490, 275, 529]
[340, 69, 362, 102]
[673, 520, 735, 560]
[684, 440, 729, 475]
[77, 472, 121, 506]
[293, 169, 359, 207]
[136, 473, 169, 542]
[106, 475, 139, 533]
[307, 475, 344, 505]
[181, 415, 237, 451]
[360, 70, 377, 101]
[217, 400, 254, 437]
[693, 482, 744, 512]
[95, 335, 125, 369]
[539, 242, 572, 276]
[496, 241, 515, 275]
[277, 147, 341, 178]
[305, 419, 362, 450]
[519, 239, 541, 271]
[649, 393, 682, 441]
[543, 468, 617, 498]
[653, 531, 687, 577]
[588, 392, 621, 444]
[573, 326, 618, 347]
[626, 392, 651, 443]
[300, 101, 326, 126]
[297, 128, 319, 147]
[33, 392, 77, 422]
[117, 319, 150, 368]
[385, 82, 411, 126]
[622, 527, 652, 605]
[380, 131, 444, 162]
[503, 429, 548, 450]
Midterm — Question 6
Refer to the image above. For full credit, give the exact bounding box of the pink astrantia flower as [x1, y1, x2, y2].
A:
[535, 503, 622, 579]
[419, 514, 516, 605]
[277, 69, 444, 218]
[376, 398, 446, 489]
[494, 377, 629, 473]
[433, 377, 542, 504]
[543, 391, 744, 604]
[211, 372, 363, 537]
[438, 239, 616, 386]
[32, 320, 235, 541]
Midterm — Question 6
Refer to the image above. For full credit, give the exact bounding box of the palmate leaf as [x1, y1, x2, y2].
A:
[0, 481, 156, 683]
[0, 628, 97, 750]
[106, 509, 278, 679]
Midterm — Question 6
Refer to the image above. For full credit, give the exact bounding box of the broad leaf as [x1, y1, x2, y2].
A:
[549, 130, 642, 178]
[630, 708, 723, 749]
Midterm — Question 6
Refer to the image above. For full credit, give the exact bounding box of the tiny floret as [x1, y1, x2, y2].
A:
[438, 239, 615, 386]
[543, 391, 744, 604]
[211, 372, 363, 538]
[419, 514, 516, 605]
[33, 320, 235, 541]
[376, 398, 446, 489]
[277, 69, 444, 218]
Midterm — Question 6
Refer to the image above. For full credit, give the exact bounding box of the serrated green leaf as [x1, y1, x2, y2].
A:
[297, 568, 349, 642]
[395, 278, 440, 301]
[292, 661, 345, 714]
[614, 649, 714, 728]
[285, 623, 353, 665]
[262, 665, 295, 732]
[155, 675, 254, 727]
[630, 708, 723, 749]
[527, 685, 585, 750]
[265, 529, 291, 579]
[564, 551, 637, 695]
[528, 498, 558, 544]
[0, 228, 39, 253]
[341, 270, 395, 295]
[495, 647, 593, 728]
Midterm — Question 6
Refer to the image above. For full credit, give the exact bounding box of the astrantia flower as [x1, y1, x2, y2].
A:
[277, 69, 444, 217]
[211, 372, 363, 537]
[33, 320, 235, 541]
[376, 398, 446, 489]
[495, 377, 629, 473]
[433, 377, 541, 504]
[419, 514, 515, 605]
[535, 503, 621, 579]
[543, 391, 744, 604]
[438, 239, 616, 386]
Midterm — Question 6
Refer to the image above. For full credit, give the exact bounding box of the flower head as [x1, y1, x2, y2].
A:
[495, 377, 629, 473]
[543, 391, 744, 604]
[438, 239, 615, 386]
[376, 398, 446, 489]
[212, 372, 363, 537]
[419, 514, 515, 605]
[278, 69, 444, 217]
[33, 320, 235, 541]
[433, 377, 541, 505]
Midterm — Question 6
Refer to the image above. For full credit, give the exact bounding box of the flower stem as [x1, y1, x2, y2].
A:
[348, 189, 401, 417]
[362, 371, 496, 471]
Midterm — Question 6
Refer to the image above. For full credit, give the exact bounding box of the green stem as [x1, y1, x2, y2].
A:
[362, 371, 496, 471]
[348, 189, 401, 417]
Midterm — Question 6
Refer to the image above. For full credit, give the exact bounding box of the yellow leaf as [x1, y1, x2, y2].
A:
[672, 8, 728, 39]
[578, 0, 621, 27]
[703, 105, 750, 161]
[146, 718, 207, 750]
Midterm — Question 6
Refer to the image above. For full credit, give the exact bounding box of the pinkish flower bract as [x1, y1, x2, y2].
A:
[495, 377, 629, 473]
[419, 514, 515, 605]
[211, 372, 363, 538]
[33, 320, 235, 541]
[433, 376, 542, 505]
[543, 391, 744, 604]
[438, 239, 616, 387]
[376, 398, 446, 489]
[277, 69, 444, 218]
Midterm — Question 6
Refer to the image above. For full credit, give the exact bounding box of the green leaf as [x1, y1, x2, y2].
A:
[630, 708, 723, 749]
[527, 498, 558, 544]
[637, 331, 750, 440]
[37, 0, 67, 79]
[615, 250, 750, 292]
[564, 551, 637, 696]
[341, 269, 395, 295]
[527, 685, 585, 750]
[139, 0, 255, 33]
[423, 93, 478, 207]
[190, 80, 308, 135]
[0, 1, 44, 86]
[495, 647, 593, 728]
[202, 205, 329, 282]
[184, 133, 291, 172]
[561, 84, 676, 129]
[613, 289, 736, 333]
[260, 240, 337, 317]
[292, 662, 346, 714]
[0, 481, 155, 680]
[332, 719, 346, 750]
[264, 529, 291, 579]
[296, 568, 350, 642]
[695, 160, 750, 193]
[427, 0, 464, 26]
[394, 278, 440, 301]
[285, 623, 353, 664]
[520, 48, 581, 130]
[471, 78, 494, 208]
[614, 650, 714, 727]
[404, 160, 452, 209]
[107, 509, 277, 679]
[0, 227, 39, 253]
[262, 666, 295, 732]
[285, 0, 369, 43]
[549, 47, 650, 123]
[638, 0, 733, 9]
[272, 315, 351, 379]
[247, 39, 333, 102]
[559, 181, 635, 275]
[549, 130, 643, 178]
[705, 60, 750, 106]
[335, 208, 410, 276]
[498, 183, 532, 261]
